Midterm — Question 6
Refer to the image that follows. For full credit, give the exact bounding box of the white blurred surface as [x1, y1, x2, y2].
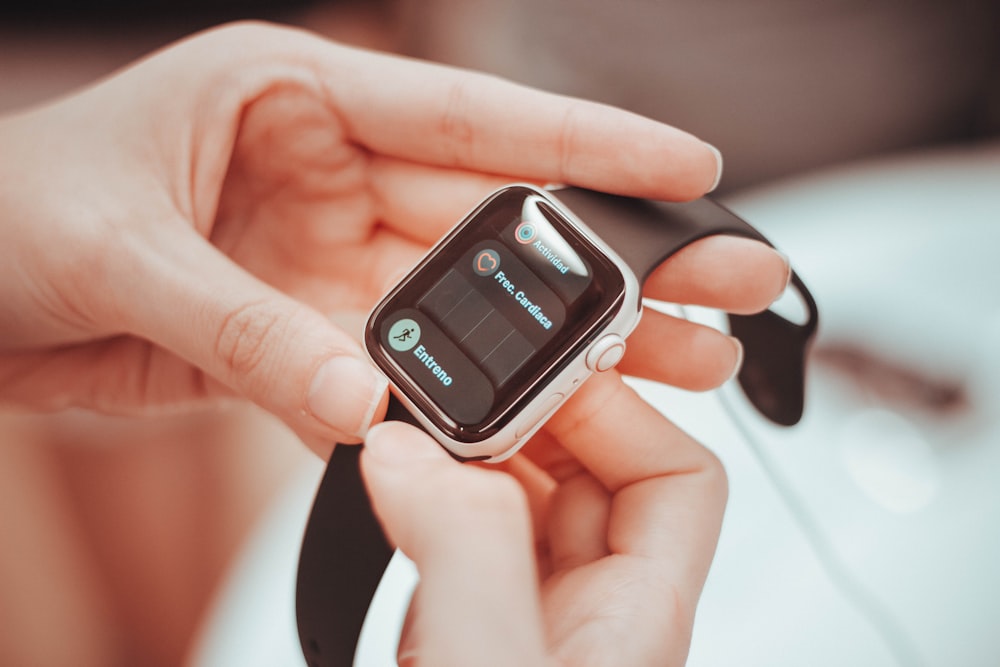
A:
[188, 141, 1000, 667]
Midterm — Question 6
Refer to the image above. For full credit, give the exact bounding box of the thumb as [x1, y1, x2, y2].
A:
[361, 422, 548, 667]
[117, 226, 387, 448]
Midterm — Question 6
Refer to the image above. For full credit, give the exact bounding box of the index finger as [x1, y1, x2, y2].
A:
[362, 422, 549, 666]
[319, 46, 721, 201]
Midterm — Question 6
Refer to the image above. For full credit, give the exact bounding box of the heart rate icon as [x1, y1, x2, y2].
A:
[473, 249, 501, 276]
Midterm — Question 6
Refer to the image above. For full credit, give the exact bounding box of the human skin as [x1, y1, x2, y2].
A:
[364, 372, 735, 667]
[0, 21, 788, 666]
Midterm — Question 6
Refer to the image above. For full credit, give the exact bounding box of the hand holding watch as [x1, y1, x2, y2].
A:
[297, 184, 818, 666]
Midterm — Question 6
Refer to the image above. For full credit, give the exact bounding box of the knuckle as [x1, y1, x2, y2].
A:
[212, 300, 299, 393]
[557, 101, 585, 182]
[438, 79, 478, 166]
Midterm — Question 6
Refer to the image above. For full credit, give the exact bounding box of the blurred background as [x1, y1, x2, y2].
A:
[1, 1, 998, 665]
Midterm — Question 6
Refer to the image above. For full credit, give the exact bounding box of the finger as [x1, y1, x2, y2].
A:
[368, 156, 522, 244]
[367, 163, 786, 314]
[166, 23, 719, 199]
[321, 45, 721, 200]
[489, 453, 557, 558]
[111, 223, 388, 447]
[514, 435, 612, 574]
[545, 372, 728, 589]
[645, 235, 791, 314]
[545, 472, 611, 573]
[617, 308, 742, 390]
[0, 337, 233, 415]
[367, 163, 788, 313]
[267, 227, 430, 313]
[361, 422, 548, 667]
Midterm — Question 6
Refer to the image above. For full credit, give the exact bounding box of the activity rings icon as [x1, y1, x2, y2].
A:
[515, 221, 537, 244]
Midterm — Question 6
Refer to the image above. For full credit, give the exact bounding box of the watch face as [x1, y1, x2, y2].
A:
[366, 186, 627, 444]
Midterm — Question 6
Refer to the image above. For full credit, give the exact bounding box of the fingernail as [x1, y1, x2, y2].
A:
[307, 355, 387, 438]
[366, 422, 442, 466]
[776, 249, 793, 294]
[396, 648, 421, 667]
[705, 142, 724, 193]
[726, 336, 745, 384]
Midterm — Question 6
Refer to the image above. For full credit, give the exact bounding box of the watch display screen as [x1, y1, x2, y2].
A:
[366, 186, 627, 442]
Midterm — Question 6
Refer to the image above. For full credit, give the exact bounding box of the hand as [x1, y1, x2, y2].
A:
[362, 369, 732, 667]
[0, 21, 785, 454]
[361, 201, 788, 666]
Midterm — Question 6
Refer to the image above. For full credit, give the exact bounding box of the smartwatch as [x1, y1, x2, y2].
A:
[296, 185, 819, 667]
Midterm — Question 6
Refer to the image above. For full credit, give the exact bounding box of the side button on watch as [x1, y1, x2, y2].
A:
[586, 334, 627, 372]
